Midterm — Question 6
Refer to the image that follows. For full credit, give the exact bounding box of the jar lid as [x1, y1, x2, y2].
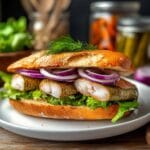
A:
[90, 1, 140, 13]
[118, 17, 150, 32]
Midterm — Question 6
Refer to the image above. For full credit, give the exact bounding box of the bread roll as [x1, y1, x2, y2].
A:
[9, 99, 131, 120]
[7, 50, 134, 76]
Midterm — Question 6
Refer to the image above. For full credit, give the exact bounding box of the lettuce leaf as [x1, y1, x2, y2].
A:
[0, 17, 32, 52]
[87, 96, 110, 109]
[0, 71, 12, 89]
[0, 71, 12, 83]
[112, 101, 139, 123]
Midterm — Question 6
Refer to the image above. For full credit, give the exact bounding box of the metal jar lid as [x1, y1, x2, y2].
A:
[118, 17, 150, 32]
[90, 1, 140, 13]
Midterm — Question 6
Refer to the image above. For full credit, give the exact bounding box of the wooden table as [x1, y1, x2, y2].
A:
[0, 124, 150, 150]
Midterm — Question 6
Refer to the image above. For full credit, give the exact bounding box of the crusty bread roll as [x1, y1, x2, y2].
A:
[9, 99, 131, 120]
[7, 50, 134, 76]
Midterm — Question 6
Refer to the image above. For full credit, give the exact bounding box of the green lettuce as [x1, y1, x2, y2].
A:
[0, 17, 32, 52]
[0, 71, 31, 100]
[0, 71, 12, 89]
[86, 96, 110, 109]
[112, 101, 139, 123]
[0, 71, 12, 83]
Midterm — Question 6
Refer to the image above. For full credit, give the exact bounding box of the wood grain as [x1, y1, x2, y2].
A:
[146, 123, 150, 144]
[0, 125, 150, 150]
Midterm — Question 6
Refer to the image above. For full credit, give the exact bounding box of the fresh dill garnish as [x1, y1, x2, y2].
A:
[47, 36, 97, 54]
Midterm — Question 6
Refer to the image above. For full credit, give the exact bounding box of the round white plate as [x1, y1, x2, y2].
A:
[0, 79, 150, 141]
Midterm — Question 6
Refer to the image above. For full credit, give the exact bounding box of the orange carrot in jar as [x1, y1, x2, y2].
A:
[107, 15, 117, 38]
[98, 18, 107, 26]
[90, 17, 116, 51]
[90, 19, 100, 45]
[99, 25, 115, 51]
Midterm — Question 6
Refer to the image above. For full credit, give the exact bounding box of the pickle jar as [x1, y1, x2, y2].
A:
[117, 17, 150, 68]
[89, 1, 140, 51]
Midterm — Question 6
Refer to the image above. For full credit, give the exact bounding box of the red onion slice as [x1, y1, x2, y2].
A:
[18, 69, 40, 73]
[40, 68, 78, 82]
[85, 68, 119, 80]
[134, 66, 150, 86]
[17, 69, 45, 78]
[52, 68, 77, 76]
[78, 69, 117, 85]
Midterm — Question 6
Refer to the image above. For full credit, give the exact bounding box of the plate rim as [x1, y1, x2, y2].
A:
[0, 105, 149, 133]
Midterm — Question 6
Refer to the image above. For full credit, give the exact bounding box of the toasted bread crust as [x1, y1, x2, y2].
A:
[9, 99, 131, 120]
[7, 50, 134, 75]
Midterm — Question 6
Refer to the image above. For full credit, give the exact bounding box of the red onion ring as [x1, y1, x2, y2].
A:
[17, 68, 120, 85]
[85, 68, 119, 80]
[40, 68, 78, 82]
[52, 68, 77, 76]
[78, 69, 117, 85]
[17, 69, 45, 78]
[18, 69, 40, 73]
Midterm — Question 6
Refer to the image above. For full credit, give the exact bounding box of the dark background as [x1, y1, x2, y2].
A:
[1, 0, 150, 41]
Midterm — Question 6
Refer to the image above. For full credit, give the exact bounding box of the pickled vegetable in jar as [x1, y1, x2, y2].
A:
[89, 1, 140, 51]
[117, 17, 150, 68]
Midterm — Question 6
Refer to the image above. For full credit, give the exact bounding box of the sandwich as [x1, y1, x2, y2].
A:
[3, 36, 139, 122]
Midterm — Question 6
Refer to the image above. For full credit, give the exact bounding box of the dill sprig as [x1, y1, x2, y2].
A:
[47, 36, 97, 54]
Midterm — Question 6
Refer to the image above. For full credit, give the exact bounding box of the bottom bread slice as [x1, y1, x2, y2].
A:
[9, 99, 131, 120]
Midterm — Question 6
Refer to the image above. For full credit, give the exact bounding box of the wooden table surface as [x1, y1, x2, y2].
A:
[0, 124, 150, 150]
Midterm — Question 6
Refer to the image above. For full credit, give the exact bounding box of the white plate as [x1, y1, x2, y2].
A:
[0, 79, 150, 141]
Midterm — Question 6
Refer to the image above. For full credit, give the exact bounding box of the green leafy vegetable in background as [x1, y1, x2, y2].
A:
[0, 17, 32, 52]
[47, 36, 97, 54]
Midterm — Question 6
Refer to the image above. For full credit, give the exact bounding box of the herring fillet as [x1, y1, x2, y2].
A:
[11, 74, 41, 91]
[75, 78, 138, 102]
[40, 79, 77, 98]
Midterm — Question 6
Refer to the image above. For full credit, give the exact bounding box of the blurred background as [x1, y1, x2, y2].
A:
[1, 0, 150, 41]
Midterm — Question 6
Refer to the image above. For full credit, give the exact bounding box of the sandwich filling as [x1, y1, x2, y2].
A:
[0, 69, 139, 123]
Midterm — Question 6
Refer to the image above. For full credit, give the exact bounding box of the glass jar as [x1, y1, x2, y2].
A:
[21, 0, 70, 50]
[89, 1, 140, 51]
[117, 17, 150, 68]
[29, 12, 69, 50]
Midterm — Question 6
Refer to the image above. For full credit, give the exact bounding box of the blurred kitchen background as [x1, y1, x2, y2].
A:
[0, 0, 150, 41]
